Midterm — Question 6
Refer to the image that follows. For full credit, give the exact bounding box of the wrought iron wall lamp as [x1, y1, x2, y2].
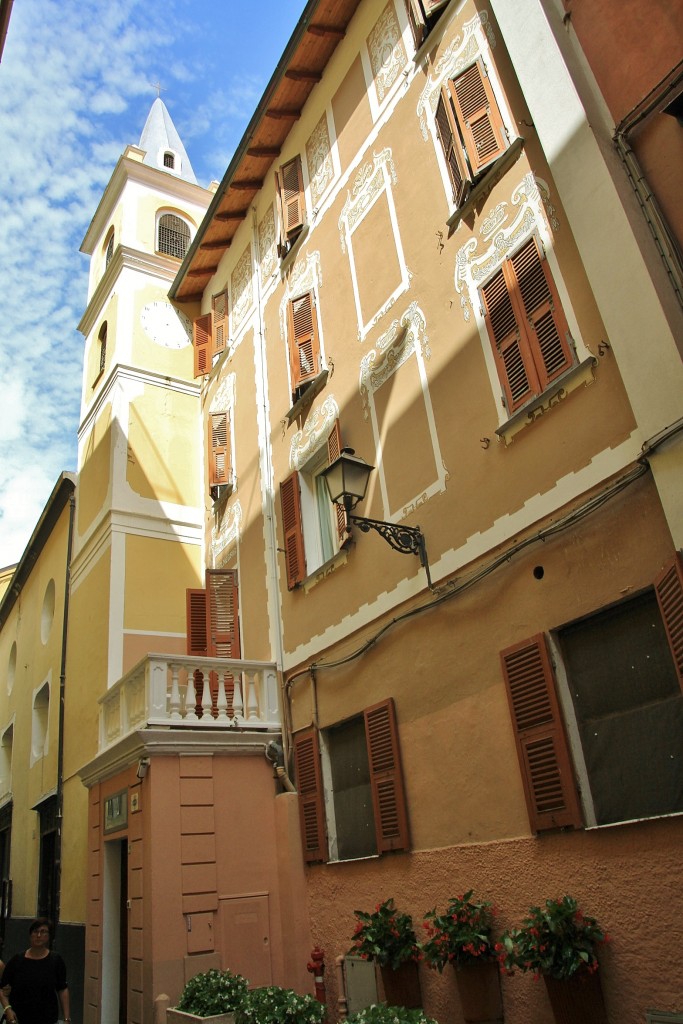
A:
[322, 447, 433, 589]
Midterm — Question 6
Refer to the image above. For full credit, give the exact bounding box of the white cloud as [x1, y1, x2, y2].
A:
[0, 0, 303, 568]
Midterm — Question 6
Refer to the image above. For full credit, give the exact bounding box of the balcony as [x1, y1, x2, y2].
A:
[99, 654, 280, 753]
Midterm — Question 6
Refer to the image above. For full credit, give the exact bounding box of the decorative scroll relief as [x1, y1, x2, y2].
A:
[289, 395, 340, 470]
[279, 251, 322, 339]
[231, 243, 254, 333]
[360, 302, 430, 418]
[209, 373, 236, 415]
[455, 173, 557, 320]
[211, 500, 242, 565]
[416, 13, 495, 140]
[367, 1, 407, 104]
[306, 113, 334, 208]
[338, 149, 397, 252]
[258, 205, 278, 282]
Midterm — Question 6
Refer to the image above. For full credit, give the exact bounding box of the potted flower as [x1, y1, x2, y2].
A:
[346, 1007, 437, 1024]
[168, 968, 249, 1023]
[236, 985, 326, 1024]
[498, 895, 610, 1024]
[422, 891, 502, 1024]
[350, 898, 422, 1007]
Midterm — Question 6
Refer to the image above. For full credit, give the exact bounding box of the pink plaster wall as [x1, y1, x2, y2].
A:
[304, 816, 683, 1024]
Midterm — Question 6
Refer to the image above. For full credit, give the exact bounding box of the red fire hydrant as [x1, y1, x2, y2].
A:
[307, 946, 327, 1008]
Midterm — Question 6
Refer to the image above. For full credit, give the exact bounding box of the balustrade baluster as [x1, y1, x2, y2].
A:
[169, 664, 182, 719]
[246, 670, 259, 721]
[216, 672, 229, 721]
[184, 670, 200, 721]
[233, 673, 244, 722]
[200, 668, 214, 723]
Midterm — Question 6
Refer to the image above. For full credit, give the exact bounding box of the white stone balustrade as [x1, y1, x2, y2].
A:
[99, 654, 280, 752]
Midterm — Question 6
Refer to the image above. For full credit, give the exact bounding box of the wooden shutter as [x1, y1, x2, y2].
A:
[655, 553, 683, 691]
[326, 420, 348, 546]
[403, 0, 427, 48]
[500, 634, 583, 833]
[365, 698, 410, 853]
[507, 237, 573, 391]
[435, 88, 470, 207]
[193, 313, 213, 377]
[206, 569, 240, 658]
[449, 59, 507, 174]
[482, 265, 536, 412]
[293, 728, 327, 863]
[278, 155, 305, 241]
[287, 291, 321, 391]
[280, 472, 306, 589]
[186, 589, 208, 656]
[208, 412, 231, 487]
[212, 290, 229, 356]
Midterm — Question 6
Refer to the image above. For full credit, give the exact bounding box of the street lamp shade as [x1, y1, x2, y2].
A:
[323, 447, 374, 511]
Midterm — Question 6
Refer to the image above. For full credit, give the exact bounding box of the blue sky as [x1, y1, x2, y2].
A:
[0, 0, 303, 567]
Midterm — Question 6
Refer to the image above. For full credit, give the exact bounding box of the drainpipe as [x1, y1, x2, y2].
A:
[54, 493, 75, 930]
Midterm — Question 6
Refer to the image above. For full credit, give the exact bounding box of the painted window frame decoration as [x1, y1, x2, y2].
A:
[338, 148, 409, 341]
[361, 1, 410, 121]
[455, 173, 595, 441]
[359, 301, 447, 523]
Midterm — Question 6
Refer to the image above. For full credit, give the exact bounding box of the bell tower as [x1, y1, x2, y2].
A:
[71, 99, 213, 689]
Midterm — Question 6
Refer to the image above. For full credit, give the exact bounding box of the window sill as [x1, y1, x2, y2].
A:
[285, 369, 329, 426]
[301, 547, 348, 593]
[495, 355, 597, 444]
[584, 808, 683, 831]
[279, 222, 310, 275]
[447, 138, 525, 234]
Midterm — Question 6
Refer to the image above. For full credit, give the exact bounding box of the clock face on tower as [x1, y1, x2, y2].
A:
[140, 301, 192, 348]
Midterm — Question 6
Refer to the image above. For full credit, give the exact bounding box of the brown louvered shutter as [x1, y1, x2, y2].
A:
[365, 698, 410, 853]
[326, 420, 348, 545]
[294, 728, 327, 862]
[449, 59, 507, 174]
[435, 88, 470, 207]
[278, 155, 305, 241]
[280, 472, 306, 589]
[482, 265, 536, 412]
[287, 291, 321, 391]
[186, 589, 208, 656]
[193, 313, 213, 377]
[500, 634, 583, 833]
[404, 0, 427, 48]
[208, 412, 231, 487]
[507, 237, 573, 391]
[206, 569, 240, 658]
[654, 553, 683, 691]
[212, 290, 229, 356]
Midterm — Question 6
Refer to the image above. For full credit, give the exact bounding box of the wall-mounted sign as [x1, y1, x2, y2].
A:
[104, 789, 128, 834]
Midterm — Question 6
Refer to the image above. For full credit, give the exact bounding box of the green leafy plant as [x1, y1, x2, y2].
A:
[346, 1006, 437, 1024]
[350, 898, 420, 970]
[236, 986, 325, 1024]
[421, 891, 497, 971]
[176, 969, 249, 1017]
[498, 895, 610, 980]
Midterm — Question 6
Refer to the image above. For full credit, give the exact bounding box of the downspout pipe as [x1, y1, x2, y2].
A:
[54, 492, 75, 930]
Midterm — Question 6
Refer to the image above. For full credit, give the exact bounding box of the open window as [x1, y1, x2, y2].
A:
[193, 290, 229, 377]
[279, 421, 347, 589]
[500, 554, 683, 832]
[208, 410, 233, 502]
[286, 290, 322, 404]
[293, 698, 410, 863]
[434, 58, 508, 208]
[403, 0, 450, 49]
[481, 235, 574, 414]
[276, 155, 305, 258]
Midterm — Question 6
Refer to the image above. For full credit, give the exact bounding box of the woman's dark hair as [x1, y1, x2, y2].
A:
[28, 917, 52, 936]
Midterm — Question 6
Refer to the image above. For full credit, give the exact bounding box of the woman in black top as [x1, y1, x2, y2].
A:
[0, 918, 70, 1024]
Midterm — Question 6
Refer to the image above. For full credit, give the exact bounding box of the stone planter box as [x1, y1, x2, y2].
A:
[167, 1010, 236, 1024]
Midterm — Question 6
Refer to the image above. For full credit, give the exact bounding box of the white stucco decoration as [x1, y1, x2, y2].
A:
[289, 395, 340, 471]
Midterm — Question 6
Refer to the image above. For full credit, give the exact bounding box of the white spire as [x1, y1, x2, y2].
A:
[138, 97, 197, 184]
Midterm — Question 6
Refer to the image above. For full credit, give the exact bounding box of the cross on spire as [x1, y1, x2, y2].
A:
[150, 80, 167, 99]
